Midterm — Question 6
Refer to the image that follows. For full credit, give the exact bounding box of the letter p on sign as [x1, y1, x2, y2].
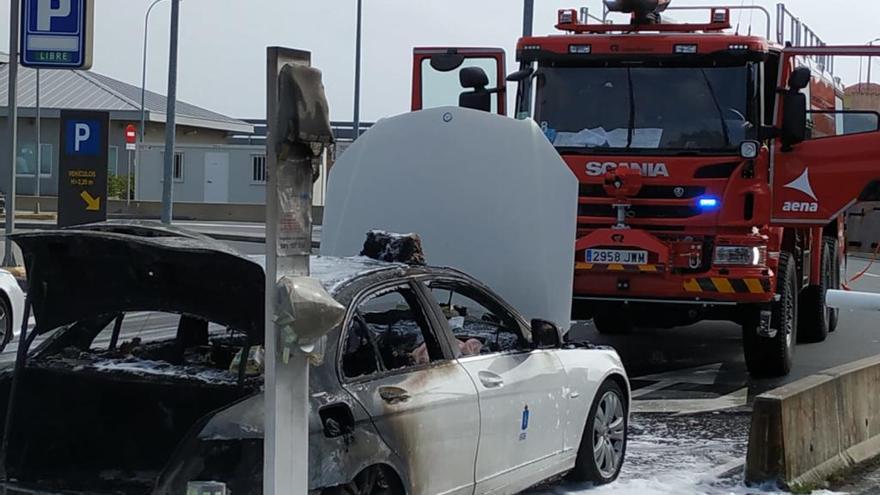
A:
[74, 123, 90, 152]
[65, 119, 100, 155]
[36, 0, 71, 31]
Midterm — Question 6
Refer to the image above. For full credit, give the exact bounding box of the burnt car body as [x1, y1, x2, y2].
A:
[0, 223, 630, 495]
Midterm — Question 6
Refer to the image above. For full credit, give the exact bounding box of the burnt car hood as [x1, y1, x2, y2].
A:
[12, 223, 265, 340]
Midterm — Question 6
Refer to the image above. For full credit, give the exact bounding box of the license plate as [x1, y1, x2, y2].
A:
[586, 249, 648, 265]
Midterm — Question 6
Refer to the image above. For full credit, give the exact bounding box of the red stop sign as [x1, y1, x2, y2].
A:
[125, 124, 137, 144]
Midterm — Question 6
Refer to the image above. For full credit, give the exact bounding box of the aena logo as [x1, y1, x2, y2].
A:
[782, 202, 818, 212]
[782, 168, 819, 213]
[585, 162, 669, 178]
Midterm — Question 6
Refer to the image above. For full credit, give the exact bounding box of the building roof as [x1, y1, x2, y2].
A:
[0, 59, 253, 134]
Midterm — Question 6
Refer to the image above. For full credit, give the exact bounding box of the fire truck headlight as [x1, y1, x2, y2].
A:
[714, 246, 766, 266]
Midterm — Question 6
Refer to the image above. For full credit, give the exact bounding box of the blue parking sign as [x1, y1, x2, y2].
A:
[21, 0, 94, 69]
[64, 119, 101, 155]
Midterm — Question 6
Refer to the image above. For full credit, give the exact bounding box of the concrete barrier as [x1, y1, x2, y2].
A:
[746, 355, 880, 489]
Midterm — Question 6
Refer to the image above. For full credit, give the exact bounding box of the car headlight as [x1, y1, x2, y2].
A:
[713, 246, 766, 266]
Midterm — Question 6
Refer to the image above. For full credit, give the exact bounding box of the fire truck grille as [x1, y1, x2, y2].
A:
[578, 203, 701, 219]
[579, 184, 707, 200]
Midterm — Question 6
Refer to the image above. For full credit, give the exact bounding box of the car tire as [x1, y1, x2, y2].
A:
[568, 379, 627, 484]
[798, 237, 835, 343]
[593, 311, 633, 335]
[743, 252, 797, 377]
[323, 465, 400, 495]
[0, 295, 13, 351]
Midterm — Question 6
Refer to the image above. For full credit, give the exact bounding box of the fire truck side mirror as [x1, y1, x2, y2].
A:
[506, 67, 534, 83]
[781, 92, 807, 150]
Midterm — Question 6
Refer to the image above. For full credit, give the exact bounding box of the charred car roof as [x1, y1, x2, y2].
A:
[11, 222, 424, 341]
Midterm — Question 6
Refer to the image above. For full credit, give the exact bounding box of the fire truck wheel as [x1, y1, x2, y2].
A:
[593, 311, 634, 335]
[798, 238, 834, 343]
[743, 252, 797, 377]
[826, 237, 841, 333]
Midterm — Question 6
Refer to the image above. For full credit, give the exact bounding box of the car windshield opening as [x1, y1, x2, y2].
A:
[535, 63, 755, 154]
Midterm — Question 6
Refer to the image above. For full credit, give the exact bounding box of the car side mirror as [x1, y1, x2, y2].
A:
[781, 92, 807, 150]
[531, 319, 561, 349]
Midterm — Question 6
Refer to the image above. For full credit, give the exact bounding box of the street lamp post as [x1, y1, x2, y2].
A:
[160, 0, 181, 224]
[523, 0, 534, 37]
[137, 0, 170, 203]
[3, 0, 20, 267]
[352, 0, 362, 141]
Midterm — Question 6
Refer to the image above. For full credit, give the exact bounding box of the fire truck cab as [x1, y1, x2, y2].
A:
[411, 2, 880, 377]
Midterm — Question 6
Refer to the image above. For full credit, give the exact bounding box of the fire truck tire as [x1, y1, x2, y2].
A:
[593, 311, 634, 335]
[826, 237, 841, 333]
[743, 252, 797, 377]
[798, 238, 834, 343]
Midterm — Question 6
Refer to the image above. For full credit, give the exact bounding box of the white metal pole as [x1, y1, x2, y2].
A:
[127, 151, 132, 206]
[4, 0, 19, 266]
[34, 69, 40, 214]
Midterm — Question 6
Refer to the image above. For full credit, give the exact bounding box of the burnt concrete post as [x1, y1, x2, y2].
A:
[264, 47, 333, 495]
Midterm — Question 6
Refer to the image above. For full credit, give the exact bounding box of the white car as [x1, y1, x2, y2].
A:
[1, 224, 629, 495]
[0, 269, 24, 349]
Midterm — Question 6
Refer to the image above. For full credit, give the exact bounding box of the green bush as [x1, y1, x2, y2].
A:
[108, 175, 135, 200]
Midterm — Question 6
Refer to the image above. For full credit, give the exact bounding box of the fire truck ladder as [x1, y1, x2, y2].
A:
[776, 3, 833, 76]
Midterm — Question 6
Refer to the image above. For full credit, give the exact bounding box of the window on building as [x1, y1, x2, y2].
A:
[108, 146, 119, 176]
[173, 152, 184, 181]
[252, 154, 267, 183]
[16, 143, 53, 177]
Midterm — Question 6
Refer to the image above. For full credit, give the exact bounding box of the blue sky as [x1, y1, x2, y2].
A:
[1, 0, 879, 121]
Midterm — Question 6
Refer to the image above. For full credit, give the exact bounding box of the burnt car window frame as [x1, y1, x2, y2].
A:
[337, 278, 455, 384]
[417, 275, 532, 358]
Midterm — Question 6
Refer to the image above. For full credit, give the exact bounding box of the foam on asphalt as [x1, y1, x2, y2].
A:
[528, 412, 843, 495]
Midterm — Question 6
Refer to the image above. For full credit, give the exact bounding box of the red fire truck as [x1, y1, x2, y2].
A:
[410, 1, 880, 376]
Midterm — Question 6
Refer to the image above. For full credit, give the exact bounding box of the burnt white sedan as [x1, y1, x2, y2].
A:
[1, 223, 628, 495]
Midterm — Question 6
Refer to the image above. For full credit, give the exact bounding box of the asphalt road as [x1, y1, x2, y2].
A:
[567, 255, 880, 408]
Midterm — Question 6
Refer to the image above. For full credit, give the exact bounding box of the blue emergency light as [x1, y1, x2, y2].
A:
[699, 197, 719, 209]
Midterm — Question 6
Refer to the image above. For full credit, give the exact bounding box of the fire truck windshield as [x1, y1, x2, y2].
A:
[534, 64, 756, 154]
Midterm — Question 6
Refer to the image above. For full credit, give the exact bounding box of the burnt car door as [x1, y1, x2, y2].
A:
[421, 277, 568, 494]
[339, 281, 479, 495]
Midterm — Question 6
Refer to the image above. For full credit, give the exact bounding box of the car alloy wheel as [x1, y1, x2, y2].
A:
[592, 390, 626, 479]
